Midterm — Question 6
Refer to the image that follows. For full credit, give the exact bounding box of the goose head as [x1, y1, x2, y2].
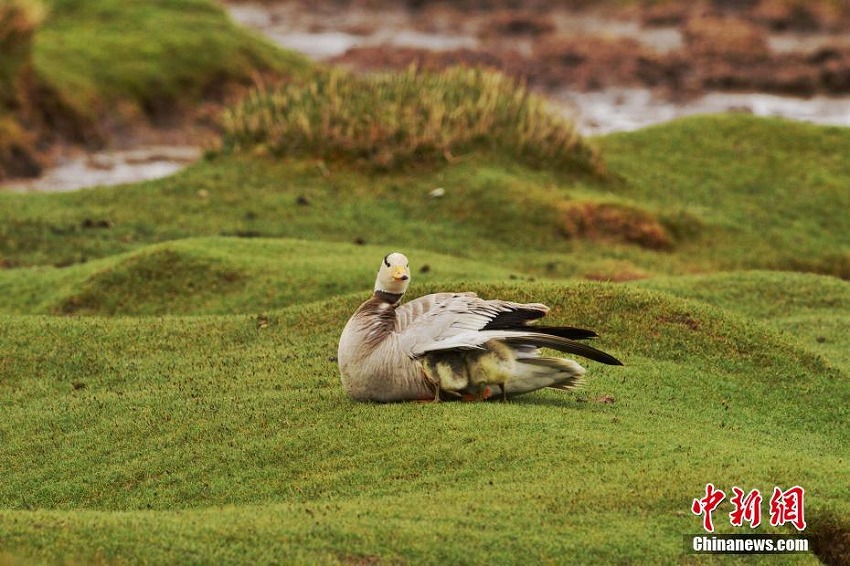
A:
[374, 252, 410, 296]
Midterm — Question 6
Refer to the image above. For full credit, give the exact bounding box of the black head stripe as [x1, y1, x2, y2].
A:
[383, 255, 390, 268]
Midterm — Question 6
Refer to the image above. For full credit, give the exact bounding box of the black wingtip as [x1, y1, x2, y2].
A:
[504, 334, 623, 366]
[532, 325, 599, 341]
[589, 349, 624, 366]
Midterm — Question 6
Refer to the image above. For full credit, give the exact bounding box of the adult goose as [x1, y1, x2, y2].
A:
[338, 252, 622, 402]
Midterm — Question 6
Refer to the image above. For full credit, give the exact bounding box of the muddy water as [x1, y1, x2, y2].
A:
[2, 146, 201, 193]
[560, 89, 850, 135]
[227, 2, 478, 59]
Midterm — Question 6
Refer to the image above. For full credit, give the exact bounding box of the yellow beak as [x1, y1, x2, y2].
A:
[392, 266, 408, 281]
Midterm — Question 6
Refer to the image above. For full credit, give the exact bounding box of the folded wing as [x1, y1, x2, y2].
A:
[396, 292, 622, 365]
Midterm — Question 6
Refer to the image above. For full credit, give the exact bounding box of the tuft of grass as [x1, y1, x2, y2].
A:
[220, 66, 602, 173]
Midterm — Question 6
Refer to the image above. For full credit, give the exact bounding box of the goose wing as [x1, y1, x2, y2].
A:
[395, 292, 621, 365]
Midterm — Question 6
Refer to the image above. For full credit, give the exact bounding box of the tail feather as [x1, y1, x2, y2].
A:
[529, 325, 599, 340]
[505, 357, 586, 396]
[502, 333, 623, 366]
[482, 316, 599, 340]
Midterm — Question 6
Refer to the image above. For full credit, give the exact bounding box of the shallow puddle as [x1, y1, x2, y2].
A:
[559, 89, 850, 134]
[1, 146, 201, 193]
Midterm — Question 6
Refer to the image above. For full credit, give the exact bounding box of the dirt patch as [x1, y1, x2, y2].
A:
[582, 262, 651, 283]
[481, 10, 557, 37]
[751, 0, 846, 32]
[638, 1, 696, 27]
[558, 201, 674, 251]
[808, 512, 850, 566]
[335, 553, 384, 566]
[530, 34, 679, 92]
[657, 312, 701, 331]
[583, 266, 650, 282]
[772, 252, 850, 281]
[683, 15, 771, 63]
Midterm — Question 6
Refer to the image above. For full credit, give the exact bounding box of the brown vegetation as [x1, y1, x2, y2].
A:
[557, 201, 674, 251]
[0, 0, 43, 105]
[0, 0, 46, 180]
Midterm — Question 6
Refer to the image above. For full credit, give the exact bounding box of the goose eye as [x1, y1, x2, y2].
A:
[383, 255, 390, 268]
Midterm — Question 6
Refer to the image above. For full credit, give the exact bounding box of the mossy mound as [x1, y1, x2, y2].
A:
[0, 237, 518, 315]
[0, 0, 314, 180]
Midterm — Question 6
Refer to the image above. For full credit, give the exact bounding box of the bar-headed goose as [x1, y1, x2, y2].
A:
[338, 252, 622, 402]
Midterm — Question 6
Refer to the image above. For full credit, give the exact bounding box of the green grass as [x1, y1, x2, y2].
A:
[635, 270, 850, 371]
[1, 153, 848, 562]
[30, 0, 312, 135]
[2, 18, 850, 559]
[0, 238, 518, 316]
[2, 114, 849, 283]
[2, 154, 633, 273]
[598, 115, 850, 278]
[1, 281, 847, 563]
[1, 0, 313, 178]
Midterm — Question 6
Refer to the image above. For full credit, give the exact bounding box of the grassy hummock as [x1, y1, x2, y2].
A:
[0, 0, 314, 180]
[0, 278, 847, 563]
[32, 0, 312, 132]
[0, 238, 517, 316]
[221, 66, 601, 173]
